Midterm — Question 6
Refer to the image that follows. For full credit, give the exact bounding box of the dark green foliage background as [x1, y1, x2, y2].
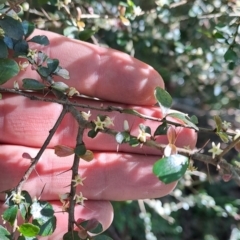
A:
[22, 0, 240, 239]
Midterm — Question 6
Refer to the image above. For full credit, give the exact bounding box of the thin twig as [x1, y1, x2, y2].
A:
[68, 125, 85, 232]
[16, 106, 68, 193]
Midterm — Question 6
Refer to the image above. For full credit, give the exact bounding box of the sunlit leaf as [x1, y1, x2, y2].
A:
[153, 154, 189, 184]
[18, 223, 40, 237]
[154, 87, 172, 114]
[51, 82, 69, 92]
[0, 225, 11, 240]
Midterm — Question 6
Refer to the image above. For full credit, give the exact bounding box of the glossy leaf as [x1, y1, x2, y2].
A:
[0, 59, 19, 85]
[154, 122, 168, 136]
[154, 87, 172, 109]
[139, 124, 151, 135]
[153, 154, 189, 184]
[0, 16, 24, 40]
[47, 58, 59, 73]
[32, 216, 56, 236]
[2, 205, 18, 226]
[18, 223, 39, 237]
[0, 225, 11, 240]
[30, 200, 56, 236]
[28, 35, 49, 46]
[22, 79, 45, 90]
[51, 82, 69, 92]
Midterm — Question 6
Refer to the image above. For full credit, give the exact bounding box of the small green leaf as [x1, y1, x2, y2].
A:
[122, 109, 141, 117]
[0, 16, 24, 40]
[37, 66, 49, 78]
[19, 191, 32, 220]
[18, 223, 40, 237]
[0, 225, 11, 240]
[153, 154, 189, 184]
[78, 29, 96, 41]
[75, 144, 87, 157]
[154, 122, 168, 136]
[47, 58, 59, 73]
[22, 21, 35, 38]
[2, 205, 18, 226]
[154, 87, 172, 109]
[0, 59, 19, 84]
[217, 132, 229, 143]
[213, 31, 225, 39]
[33, 217, 56, 236]
[129, 137, 139, 147]
[0, 39, 8, 58]
[13, 39, 29, 55]
[116, 131, 130, 144]
[88, 129, 98, 138]
[190, 115, 198, 124]
[214, 115, 222, 132]
[224, 48, 237, 62]
[28, 35, 49, 46]
[22, 79, 45, 90]
[30, 200, 55, 237]
[166, 112, 199, 130]
[51, 82, 69, 92]
[79, 219, 103, 234]
[139, 124, 151, 135]
[63, 231, 81, 240]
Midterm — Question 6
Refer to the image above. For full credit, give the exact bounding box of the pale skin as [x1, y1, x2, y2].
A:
[0, 30, 197, 239]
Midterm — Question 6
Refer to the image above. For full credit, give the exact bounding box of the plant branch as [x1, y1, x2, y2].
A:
[15, 106, 68, 193]
[68, 125, 85, 232]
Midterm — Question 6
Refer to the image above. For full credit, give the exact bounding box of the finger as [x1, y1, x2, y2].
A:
[4, 29, 164, 105]
[0, 94, 197, 150]
[0, 200, 113, 239]
[0, 145, 176, 201]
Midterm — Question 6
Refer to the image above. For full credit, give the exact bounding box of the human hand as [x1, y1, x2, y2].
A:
[0, 30, 197, 239]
